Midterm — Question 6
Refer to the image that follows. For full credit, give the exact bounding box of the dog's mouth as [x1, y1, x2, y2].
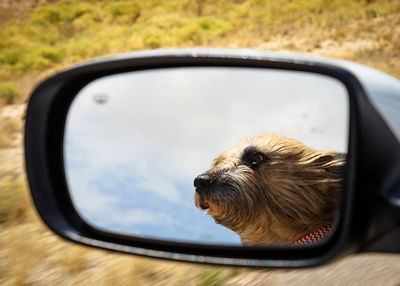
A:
[194, 191, 211, 210]
[195, 183, 235, 212]
[199, 201, 210, 210]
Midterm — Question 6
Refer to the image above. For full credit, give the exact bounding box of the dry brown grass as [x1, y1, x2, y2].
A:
[0, 114, 22, 148]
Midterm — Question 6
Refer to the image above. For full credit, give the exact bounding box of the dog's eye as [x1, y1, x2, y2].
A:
[250, 153, 265, 166]
[241, 147, 270, 167]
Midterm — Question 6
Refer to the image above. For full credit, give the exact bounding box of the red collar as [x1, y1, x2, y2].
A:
[292, 225, 332, 245]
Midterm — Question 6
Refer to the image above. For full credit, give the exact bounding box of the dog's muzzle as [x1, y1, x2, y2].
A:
[194, 174, 213, 194]
[194, 174, 214, 209]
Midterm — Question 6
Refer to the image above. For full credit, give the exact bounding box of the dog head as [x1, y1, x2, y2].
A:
[194, 134, 345, 245]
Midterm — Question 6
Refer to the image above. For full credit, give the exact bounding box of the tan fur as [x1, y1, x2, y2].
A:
[194, 134, 345, 245]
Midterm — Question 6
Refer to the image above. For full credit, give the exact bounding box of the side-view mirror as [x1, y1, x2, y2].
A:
[25, 49, 400, 268]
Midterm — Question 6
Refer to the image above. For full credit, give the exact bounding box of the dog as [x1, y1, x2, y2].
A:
[194, 134, 345, 245]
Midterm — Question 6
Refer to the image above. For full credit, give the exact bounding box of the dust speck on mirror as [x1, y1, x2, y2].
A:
[63, 67, 349, 246]
[93, 93, 108, 105]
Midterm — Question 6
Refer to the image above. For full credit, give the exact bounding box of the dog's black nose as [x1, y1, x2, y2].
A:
[194, 175, 212, 191]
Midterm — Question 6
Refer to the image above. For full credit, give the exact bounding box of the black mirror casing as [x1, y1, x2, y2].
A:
[24, 49, 400, 267]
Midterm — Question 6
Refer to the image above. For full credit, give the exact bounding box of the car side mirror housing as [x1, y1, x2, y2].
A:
[25, 49, 400, 267]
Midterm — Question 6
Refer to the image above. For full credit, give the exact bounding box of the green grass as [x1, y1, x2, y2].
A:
[0, 0, 399, 80]
[0, 81, 19, 104]
[200, 267, 237, 286]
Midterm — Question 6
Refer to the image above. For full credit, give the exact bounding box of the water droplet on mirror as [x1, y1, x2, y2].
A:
[93, 94, 108, 104]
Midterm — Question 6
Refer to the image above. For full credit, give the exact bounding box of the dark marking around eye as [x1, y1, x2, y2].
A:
[241, 146, 270, 167]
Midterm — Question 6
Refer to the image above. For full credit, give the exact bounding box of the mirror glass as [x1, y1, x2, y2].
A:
[64, 67, 349, 246]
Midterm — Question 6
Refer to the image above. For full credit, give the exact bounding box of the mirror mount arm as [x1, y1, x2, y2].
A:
[352, 84, 400, 253]
[362, 219, 400, 253]
[382, 168, 400, 208]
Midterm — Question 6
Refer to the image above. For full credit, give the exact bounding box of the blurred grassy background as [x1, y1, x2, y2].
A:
[1, 0, 400, 285]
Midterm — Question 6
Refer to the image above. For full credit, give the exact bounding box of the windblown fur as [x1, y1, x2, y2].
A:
[194, 134, 345, 245]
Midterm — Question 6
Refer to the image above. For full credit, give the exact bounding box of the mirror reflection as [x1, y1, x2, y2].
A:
[64, 67, 349, 246]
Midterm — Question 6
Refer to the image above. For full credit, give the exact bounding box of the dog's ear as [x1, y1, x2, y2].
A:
[308, 152, 346, 177]
[318, 152, 346, 177]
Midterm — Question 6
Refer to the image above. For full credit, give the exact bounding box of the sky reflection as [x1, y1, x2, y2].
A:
[64, 67, 349, 245]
